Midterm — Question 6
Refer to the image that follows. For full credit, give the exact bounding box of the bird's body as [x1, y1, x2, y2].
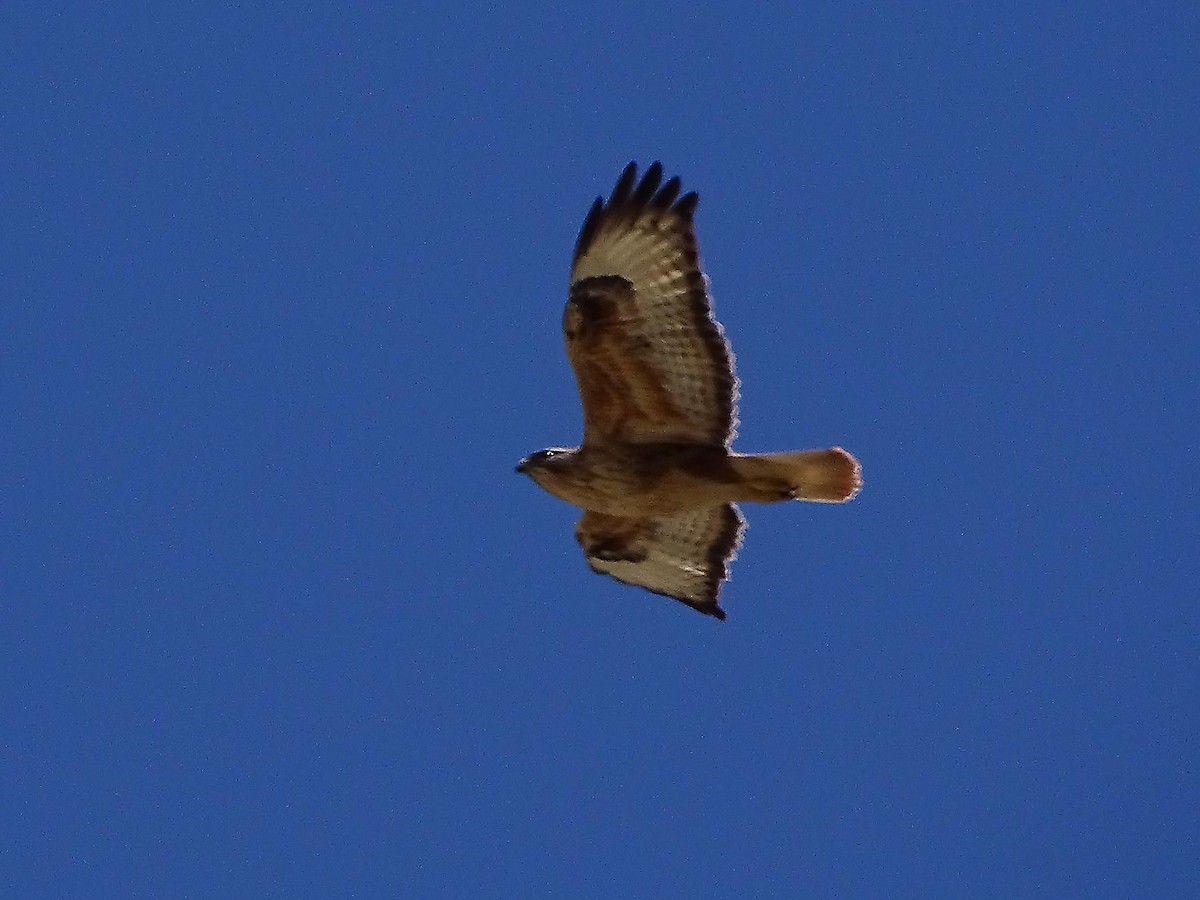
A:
[523, 443, 856, 518]
[521, 443, 737, 517]
[517, 162, 860, 619]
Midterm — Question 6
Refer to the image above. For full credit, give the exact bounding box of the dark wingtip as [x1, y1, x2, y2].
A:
[643, 161, 664, 188]
[608, 161, 639, 206]
[675, 190, 699, 220]
[574, 161, 698, 265]
[631, 162, 663, 207]
[684, 598, 727, 620]
[608, 161, 693, 218]
[572, 197, 605, 263]
[652, 176, 682, 210]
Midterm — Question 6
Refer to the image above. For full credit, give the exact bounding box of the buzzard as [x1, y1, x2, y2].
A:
[517, 162, 860, 620]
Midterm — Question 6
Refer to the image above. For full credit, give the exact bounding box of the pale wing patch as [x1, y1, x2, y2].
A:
[566, 163, 738, 447]
[575, 505, 746, 619]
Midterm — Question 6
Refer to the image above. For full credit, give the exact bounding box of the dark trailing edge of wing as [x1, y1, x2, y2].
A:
[589, 560, 729, 621]
[573, 161, 700, 266]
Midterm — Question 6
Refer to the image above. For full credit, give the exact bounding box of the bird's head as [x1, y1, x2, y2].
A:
[515, 447, 576, 483]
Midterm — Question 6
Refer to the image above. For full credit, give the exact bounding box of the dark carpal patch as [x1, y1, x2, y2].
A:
[578, 532, 647, 564]
[565, 276, 632, 342]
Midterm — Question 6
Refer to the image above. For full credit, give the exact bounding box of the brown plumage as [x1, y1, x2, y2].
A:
[517, 162, 860, 620]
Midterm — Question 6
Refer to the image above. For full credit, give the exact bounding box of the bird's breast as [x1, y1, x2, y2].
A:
[536, 444, 735, 516]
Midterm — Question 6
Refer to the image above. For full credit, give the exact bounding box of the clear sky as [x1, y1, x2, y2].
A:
[4, 2, 1197, 897]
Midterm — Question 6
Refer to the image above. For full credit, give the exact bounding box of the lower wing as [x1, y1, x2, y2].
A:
[574, 505, 745, 620]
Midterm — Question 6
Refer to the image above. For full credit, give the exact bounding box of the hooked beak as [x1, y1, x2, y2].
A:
[515, 458, 528, 475]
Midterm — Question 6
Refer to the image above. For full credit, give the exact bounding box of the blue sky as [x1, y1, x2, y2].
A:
[4, 2, 1197, 896]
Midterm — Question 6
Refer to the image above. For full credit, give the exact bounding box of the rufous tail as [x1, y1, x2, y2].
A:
[731, 447, 861, 503]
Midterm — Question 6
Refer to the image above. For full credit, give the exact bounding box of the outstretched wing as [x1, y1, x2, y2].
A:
[565, 162, 738, 447]
[575, 504, 746, 620]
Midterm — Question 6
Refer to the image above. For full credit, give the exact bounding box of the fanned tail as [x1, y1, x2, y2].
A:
[731, 447, 861, 503]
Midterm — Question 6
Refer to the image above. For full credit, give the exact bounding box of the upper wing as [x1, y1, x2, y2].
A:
[575, 504, 746, 620]
[564, 162, 738, 447]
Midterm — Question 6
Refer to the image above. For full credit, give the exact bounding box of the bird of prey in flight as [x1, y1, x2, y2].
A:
[517, 162, 860, 619]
